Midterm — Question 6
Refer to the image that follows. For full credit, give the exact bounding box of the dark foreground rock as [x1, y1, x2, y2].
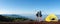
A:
[0, 21, 60, 24]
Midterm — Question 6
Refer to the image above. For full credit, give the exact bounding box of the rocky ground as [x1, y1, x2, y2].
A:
[0, 21, 60, 24]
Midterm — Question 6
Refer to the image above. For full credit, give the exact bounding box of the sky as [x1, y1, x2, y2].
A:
[0, 0, 60, 15]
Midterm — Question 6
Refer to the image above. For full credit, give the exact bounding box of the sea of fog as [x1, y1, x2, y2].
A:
[22, 15, 60, 20]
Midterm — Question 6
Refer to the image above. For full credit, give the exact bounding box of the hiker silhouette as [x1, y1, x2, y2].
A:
[36, 11, 42, 22]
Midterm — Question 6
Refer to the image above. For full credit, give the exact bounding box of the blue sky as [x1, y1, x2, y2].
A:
[0, 0, 60, 15]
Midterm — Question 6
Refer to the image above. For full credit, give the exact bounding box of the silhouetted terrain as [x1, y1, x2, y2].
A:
[0, 15, 34, 22]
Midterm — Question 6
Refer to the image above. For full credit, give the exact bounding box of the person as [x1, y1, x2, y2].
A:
[36, 11, 42, 22]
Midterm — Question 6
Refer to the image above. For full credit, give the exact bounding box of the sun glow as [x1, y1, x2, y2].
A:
[0, 12, 6, 14]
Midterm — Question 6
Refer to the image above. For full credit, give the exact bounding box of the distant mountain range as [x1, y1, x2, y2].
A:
[1, 14, 34, 20]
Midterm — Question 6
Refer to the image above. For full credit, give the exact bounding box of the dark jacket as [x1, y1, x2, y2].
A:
[36, 11, 42, 17]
